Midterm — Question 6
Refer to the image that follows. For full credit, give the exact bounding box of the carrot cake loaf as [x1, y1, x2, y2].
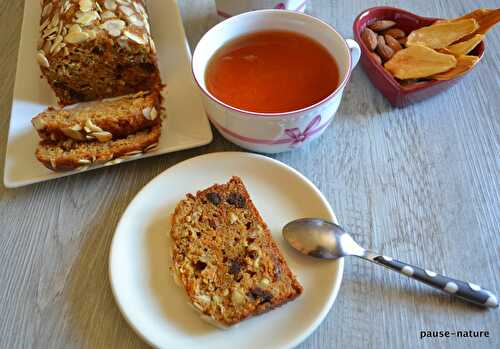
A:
[37, 0, 162, 105]
[170, 177, 303, 328]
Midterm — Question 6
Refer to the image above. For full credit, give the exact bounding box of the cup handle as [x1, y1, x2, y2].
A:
[346, 39, 361, 69]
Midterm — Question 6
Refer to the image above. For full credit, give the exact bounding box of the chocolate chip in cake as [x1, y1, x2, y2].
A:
[206, 192, 221, 205]
[194, 261, 207, 272]
[228, 260, 242, 275]
[208, 218, 217, 229]
[249, 287, 273, 302]
[248, 250, 258, 259]
[227, 192, 246, 208]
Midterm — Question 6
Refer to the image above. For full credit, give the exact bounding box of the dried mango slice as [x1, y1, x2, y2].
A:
[445, 34, 484, 56]
[406, 19, 479, 49]
[458, 8, 500, 40]
[437, 9, 500, 41]
[432, 55, 479, 80]
[384, 45, 457, 79]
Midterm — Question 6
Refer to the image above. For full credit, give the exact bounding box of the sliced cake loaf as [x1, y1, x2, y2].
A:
[35, 124, 161, 171]
[170, 177, 303, 328]
[37, 0, 162, 105]
[32, 90, 162, 142]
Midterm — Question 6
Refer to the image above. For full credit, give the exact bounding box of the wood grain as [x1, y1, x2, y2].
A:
[1, 0, 499, 348]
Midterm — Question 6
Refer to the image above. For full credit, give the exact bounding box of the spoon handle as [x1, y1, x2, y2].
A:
[363, 253, 498, 308]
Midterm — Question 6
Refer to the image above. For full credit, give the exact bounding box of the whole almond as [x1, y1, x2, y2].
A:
[377, 35, 385, 47]
[398, 37, 407, 46]
[361, 27, 378, 51]
[368, 20, 396, 32]
[383, 28, 406, 39]
[369, 51, 382, 65]
[377, 43, 394, 62]
[384, 34, 402, 52]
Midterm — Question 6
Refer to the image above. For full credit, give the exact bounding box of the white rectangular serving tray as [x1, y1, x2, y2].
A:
[4, 0, 212, 188]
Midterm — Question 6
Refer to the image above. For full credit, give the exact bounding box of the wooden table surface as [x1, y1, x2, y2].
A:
[1, 0, 499, 348]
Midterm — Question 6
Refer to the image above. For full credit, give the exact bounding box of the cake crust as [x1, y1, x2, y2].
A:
[170, 177, 303, 327]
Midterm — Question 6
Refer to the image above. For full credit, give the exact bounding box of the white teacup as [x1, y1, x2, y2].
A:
[215, 0, 307, 19]
[192, 10, 361, 153]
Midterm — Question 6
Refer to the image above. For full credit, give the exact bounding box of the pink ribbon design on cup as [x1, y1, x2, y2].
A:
[284, 114, 322, 145]
[274, 3, 286, 9]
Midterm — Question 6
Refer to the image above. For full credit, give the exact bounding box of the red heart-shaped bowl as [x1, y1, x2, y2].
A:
[353, 6, 485, 107]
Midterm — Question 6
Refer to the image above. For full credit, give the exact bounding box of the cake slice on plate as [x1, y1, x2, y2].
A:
[170, 176, 303, 328]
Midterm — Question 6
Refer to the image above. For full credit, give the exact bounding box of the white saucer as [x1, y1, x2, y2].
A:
[109, 152, 343, 349]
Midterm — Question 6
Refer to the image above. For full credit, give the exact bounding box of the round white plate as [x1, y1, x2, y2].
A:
[110, 152, 343, 349]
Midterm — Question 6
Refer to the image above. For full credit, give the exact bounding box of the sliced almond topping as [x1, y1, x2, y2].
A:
[52, 42, 65, 55]
[63, 1, 73, 13]
[123, 150, 143, 156]
[144, 142, 159, 152]
[92, 131, 113, 142]
[61, 127, 86, 141]
[78, 159, 92, 165]
[127, 15, 144, 27]
[119, 5, 135, 17]
[68, 24, 83, 34]
[149, 37, 157, 53]
[40, 17, 51, 32]
[50, 35, 64, 53]
[142, 107, 152, 119]
[101, 19, 126, 37]
[104, 0, 117, 11]
[64, 31, 90, 44]
[76, 10, 99, 26]
[31, 117, 47, 130]
[42, 26, 58, 39]
[85, 119, 103, 133]
[36, 51, 50, 68]
[104, 158, 123, 166]
[86, 29, 97, 40]
[124, 30, 146, 45]
[42, 3, 53, 18]
[150, 107, 158, 120]
[133, 2, 146, 16]
[101, 10, 116, 20]
[49, 15, 59, 29]
[79, 0, 93, 12]
[76, 165, 90, 172]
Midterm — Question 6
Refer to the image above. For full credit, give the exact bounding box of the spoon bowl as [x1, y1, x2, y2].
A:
[283, 218, 364, 259]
